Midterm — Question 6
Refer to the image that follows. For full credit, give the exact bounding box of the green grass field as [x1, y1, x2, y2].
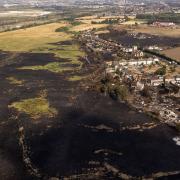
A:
[9, 96, 58, 119]
[0, 22, 86, 69]
[19, 62, 77, 73]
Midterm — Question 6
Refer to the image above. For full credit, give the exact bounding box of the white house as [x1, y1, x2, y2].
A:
[119, 58, 159, 66]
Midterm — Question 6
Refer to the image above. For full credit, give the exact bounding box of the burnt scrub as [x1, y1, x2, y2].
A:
[0, 50, 180, 179]
[100, 31, 180, 48]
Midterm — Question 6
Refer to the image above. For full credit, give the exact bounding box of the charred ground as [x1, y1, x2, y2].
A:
[0, 46, 180, 180]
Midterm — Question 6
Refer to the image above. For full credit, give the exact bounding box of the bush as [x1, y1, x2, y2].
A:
[107, 84, 128, 100]
[71, 21, 83, 26]
[101, 75, 112, 84]
[155, 66, 166, 75]
[114, 85, 128, 100]
[55, 27, 69, 32]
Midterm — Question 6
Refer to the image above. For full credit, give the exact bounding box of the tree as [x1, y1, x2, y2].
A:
[114, 85, 128, 100]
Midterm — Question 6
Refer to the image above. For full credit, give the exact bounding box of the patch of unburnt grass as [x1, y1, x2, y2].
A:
[50, 40, 74, 46]
[68, 75, 87, 81]
[8, 90, 58, 120]
[31, 43, 85, 68]
[6, 77, 24, 86]
[52, 44, 85, 66]
[18, 62, 77, 74]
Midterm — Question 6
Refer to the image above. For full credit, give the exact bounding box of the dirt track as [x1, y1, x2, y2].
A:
[0, 50, 180, 179]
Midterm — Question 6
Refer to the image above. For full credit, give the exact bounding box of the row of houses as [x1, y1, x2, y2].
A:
[80, 31, 145, 59]
[149, 76, 180, 87]
[106, 58, 159, 68]
[152, 21, 176, 27]
[106, 59, 180, 88]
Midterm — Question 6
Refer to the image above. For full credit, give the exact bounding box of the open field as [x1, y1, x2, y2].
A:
[100, 27, 180, 47]
[18, 62, 77, 73]
[121, 19, 147, 25]
[0, 22, 86, 66]
[0, 23, 71, 52]
[70, 23, 108, 32]
[95, 30, 110, 35]
[128, 25, 180, 38]
[162, 47, 180, 61]
[9, 96, 57, 119]
[0, 10, 52, 17]
[77, 15, 136, 26]
[113, 24, 180, 38]
[76, 15, 135, 20]
[79, 19, 106, 24]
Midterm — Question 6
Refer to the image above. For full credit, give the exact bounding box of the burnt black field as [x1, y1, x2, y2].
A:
[100, 31, 180, 48]
[0, 50, 180, 180]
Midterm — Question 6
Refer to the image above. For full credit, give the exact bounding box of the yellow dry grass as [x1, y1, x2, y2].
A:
[121, 20, 146, 25]
[0, 22, 85, 66]
[70, 23, 108, 32]
[76, 15, 98, 20]
[162, 47, 180, 61]
[95, 30, 110, 35]
[6, 77, 24, 85]
[130, 25, 180, 37]
[0, 22, 71, 52]
[79, 19, 104, 24]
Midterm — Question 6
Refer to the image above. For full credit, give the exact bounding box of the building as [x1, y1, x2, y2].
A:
[133, 50, 144, 58]
[149, 76, 164, 86]
[152, 21, 176, 27]
[119, 58, 159, 66]
[148, 46, 163, 51]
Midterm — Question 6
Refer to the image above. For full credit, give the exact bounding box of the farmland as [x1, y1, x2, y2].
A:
[162, 47, 180, 62]
[127, 24, 180, 38]
[70, 23, 107, 32]
[112, 24, 180, 38]
[0, 22, 71, 52]
[0, 10, 52, 17]
[0, 22, 87, 67]
[121, 19, 147, 25]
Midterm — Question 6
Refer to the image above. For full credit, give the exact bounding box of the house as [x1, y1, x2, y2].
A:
[148, 75, 180, 87]
[165, 76, 180, 86]
[105, 61, 113, 67]
[119, 58, 159, 66]
[175, 76, 180, 84]
[152, 21, 176, 27]
[133, 50, 144, 58]
[148, 76, 164, 86]
[123, 48, 133, 53]
[165, 78, 176, 84]
[148, 46, 163, 51]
